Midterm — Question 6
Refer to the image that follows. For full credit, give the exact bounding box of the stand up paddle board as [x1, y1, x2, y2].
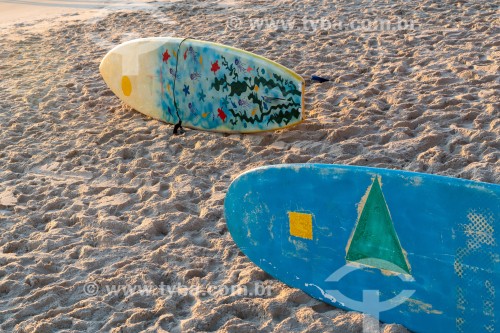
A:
[99, 38, 305, 133]
[224, 164, 500, 332]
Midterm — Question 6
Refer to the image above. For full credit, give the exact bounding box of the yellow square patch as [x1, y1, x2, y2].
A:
[288, 212, 313, 240]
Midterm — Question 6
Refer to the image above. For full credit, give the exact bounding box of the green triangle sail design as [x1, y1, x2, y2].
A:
[346, 177, 411, 275]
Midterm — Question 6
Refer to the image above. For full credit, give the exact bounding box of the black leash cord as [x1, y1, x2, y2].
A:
[172, 37, 191, 135]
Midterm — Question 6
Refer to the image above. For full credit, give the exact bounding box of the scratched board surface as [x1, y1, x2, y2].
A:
[99, 38, 305, 133]
[224, 164, 500, 333]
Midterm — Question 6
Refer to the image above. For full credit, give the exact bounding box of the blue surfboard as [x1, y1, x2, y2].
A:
[224, 164, 500, 333]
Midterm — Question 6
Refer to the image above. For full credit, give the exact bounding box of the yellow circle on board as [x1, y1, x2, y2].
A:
[122, 76, 132, 96]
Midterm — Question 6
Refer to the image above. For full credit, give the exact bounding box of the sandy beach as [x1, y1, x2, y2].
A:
[0, 0, 498, 332]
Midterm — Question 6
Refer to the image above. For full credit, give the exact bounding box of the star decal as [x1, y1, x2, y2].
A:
[217, 108, 227, 122]
[211, 60, 220, 74]
[197, 90, 206, 102]
[162, 50, 170, 63]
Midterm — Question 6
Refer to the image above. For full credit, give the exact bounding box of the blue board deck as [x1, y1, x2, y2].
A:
[224, 164, 500, 333]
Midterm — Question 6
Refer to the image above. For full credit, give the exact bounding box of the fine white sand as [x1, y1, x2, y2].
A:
[0, 0, 498, 332]
[0, 0, 102, 30]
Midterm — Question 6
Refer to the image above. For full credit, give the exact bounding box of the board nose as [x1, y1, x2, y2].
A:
[99, 50, 114, 94]
[99, 39, 165, 100]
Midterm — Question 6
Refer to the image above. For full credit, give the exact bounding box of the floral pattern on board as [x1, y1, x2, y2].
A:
[158, 40, 303, 132]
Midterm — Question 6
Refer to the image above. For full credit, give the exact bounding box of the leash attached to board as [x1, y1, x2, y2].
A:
[172, 37, 191, 135]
